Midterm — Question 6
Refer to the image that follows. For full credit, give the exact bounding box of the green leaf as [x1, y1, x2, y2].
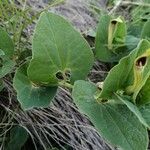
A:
[72, 80, 148, 150]
[130, 6, 150, 35]
[95, 14, 114, 62]
[125, 35, 140, 51]
[13, 63, 57, 109]
[0, 50, 15, 78]
[100, 39, 150, 101]
[95, 14, 127, 62]
[0, 27, 15, 78]
[6, 126, 28, 150]
[28, 12, 94, 86]
[116, 94, 149, 128]
[140, 103, 150, 126]
[128, 25, 142, 38]
[141, 20, 150, 40]
[0, 27, 14, 58]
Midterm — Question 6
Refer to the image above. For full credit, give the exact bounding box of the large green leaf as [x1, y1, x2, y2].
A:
[6, 126, 28, 150]
[27, 12, 94, 86]
[72, 80, 148, 150]
[95, 14, 127, 62]
[0, 27, 14, 58]
[100, 39, 150, 101]
[13, 63, 57, 109]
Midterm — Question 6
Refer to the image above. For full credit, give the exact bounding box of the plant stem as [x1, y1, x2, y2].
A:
[58, 82, 73, 89]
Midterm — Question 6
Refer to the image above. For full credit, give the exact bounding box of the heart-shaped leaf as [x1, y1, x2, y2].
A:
[72, 80, 148, 150]
[27, 12, 94, 86]
[95, 14, 127, 62]
[0, 27, 14, 58]
[13, 63, 57, 109]
[100, 39, 150, 101]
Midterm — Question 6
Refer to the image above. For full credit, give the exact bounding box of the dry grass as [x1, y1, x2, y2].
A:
[0, 60, 112, 150]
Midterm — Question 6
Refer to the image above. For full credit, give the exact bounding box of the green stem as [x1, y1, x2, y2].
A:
[58, 82, 73, 89]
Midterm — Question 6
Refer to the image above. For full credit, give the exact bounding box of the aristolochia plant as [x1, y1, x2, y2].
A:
[0, 11, 150, 150]
[13, 12, 94, 109]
